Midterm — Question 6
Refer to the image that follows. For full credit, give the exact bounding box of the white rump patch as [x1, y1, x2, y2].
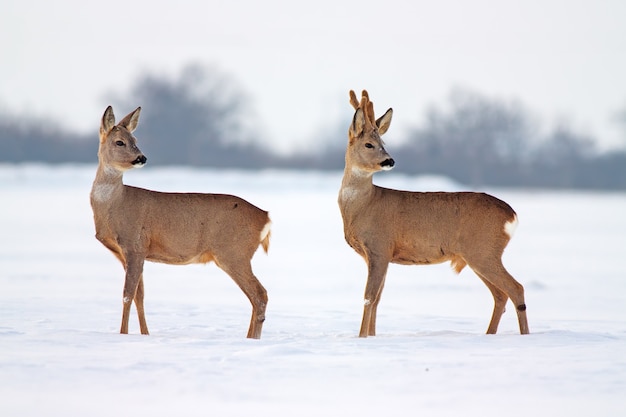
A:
[504, 215, 519, 238]
[260, 220, 272, 242]
[92, 184, 116, 202]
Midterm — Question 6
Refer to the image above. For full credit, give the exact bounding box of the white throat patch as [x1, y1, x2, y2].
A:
[340, 187, 359, 202]
[92, 184, 117, 202]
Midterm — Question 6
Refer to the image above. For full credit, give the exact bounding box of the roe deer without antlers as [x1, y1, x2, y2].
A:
[338, 90, 529, 337]
[90, 106, 271, 339]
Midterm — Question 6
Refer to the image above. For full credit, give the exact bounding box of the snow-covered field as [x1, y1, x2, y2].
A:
[1, 165, 624, 416]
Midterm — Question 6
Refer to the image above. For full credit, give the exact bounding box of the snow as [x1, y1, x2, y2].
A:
[1, 164, 625, 416]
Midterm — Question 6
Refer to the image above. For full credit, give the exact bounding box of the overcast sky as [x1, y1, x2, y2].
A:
[2, 0, 626, 153]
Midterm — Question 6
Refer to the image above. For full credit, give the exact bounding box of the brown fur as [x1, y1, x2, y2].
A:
[339, 90, 529, 337]
[90, 106, 271, 339]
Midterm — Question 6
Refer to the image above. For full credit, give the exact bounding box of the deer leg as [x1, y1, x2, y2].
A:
[470, 258, 529, 335]
[120, 255, 145, 334]
[474, 272, 508, 334]
[134, 274, 149, 335]
[367, 278, 387, 336]
[360, 254, 389, 337]
[217, 259, 268, 339]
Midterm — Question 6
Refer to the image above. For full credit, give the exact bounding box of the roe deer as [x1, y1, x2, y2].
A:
[90, 106, 271, 339]
[338, 90, 529, 337]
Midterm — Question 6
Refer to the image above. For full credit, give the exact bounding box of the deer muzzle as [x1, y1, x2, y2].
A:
[132, 155, 147, 166]
[380, 158, 395, 170]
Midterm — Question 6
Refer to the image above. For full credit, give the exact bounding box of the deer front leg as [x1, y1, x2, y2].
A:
[134, 274, 150, 335]
[120, 254, 145, 334]
[360, 254, 389, 337]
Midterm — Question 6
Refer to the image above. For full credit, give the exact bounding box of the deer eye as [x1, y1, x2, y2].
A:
[365, 143, 374, 149]
[115, 140, 125, 146]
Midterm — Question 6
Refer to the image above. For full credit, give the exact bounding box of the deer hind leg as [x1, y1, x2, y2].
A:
[469, 258, 529, 335]
[120, 255, 146, 335]
[216, 258, 268, 339]
[360, 254, 389, 337]
[475, 272, 508, 334]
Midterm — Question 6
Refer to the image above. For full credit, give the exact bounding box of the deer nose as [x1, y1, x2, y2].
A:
[381, 158, 395, 168]
[132, 155, 147, 165]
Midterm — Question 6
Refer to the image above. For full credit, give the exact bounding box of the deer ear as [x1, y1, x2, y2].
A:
[118, 107, 141, 133]
[350, 108, 365, 140]
[100, 106, 116, 142]
[376, 108, 393, 135]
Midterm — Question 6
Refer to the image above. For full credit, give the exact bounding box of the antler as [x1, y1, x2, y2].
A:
[349, 90, 376, 128]
[349, 90, 360, 110]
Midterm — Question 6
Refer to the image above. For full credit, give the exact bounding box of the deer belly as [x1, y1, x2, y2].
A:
[391, 244, 449, 266]
[146, 251, 215, 265]
[145, 237, 215, 265]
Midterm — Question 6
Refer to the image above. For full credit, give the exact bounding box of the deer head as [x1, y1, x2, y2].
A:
[98, 106, 147, 172]
[346, 90, 395, 175]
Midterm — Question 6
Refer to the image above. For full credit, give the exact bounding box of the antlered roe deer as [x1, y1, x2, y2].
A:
[90, 106, 271, 339]
[338, 90, 529, 337]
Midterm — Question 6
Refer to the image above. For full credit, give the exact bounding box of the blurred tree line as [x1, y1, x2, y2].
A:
[392, 89, 626, 189]
[1, 64, 625, 190]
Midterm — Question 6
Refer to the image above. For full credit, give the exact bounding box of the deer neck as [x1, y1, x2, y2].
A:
[91, 164, 125, 205]
[339, 166, 377, 210]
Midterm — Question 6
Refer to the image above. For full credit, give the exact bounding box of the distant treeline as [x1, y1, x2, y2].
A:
[2, 64, 625, 190]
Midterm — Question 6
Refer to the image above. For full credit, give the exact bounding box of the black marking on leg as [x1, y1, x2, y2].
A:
[517, 304, 527, 312]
